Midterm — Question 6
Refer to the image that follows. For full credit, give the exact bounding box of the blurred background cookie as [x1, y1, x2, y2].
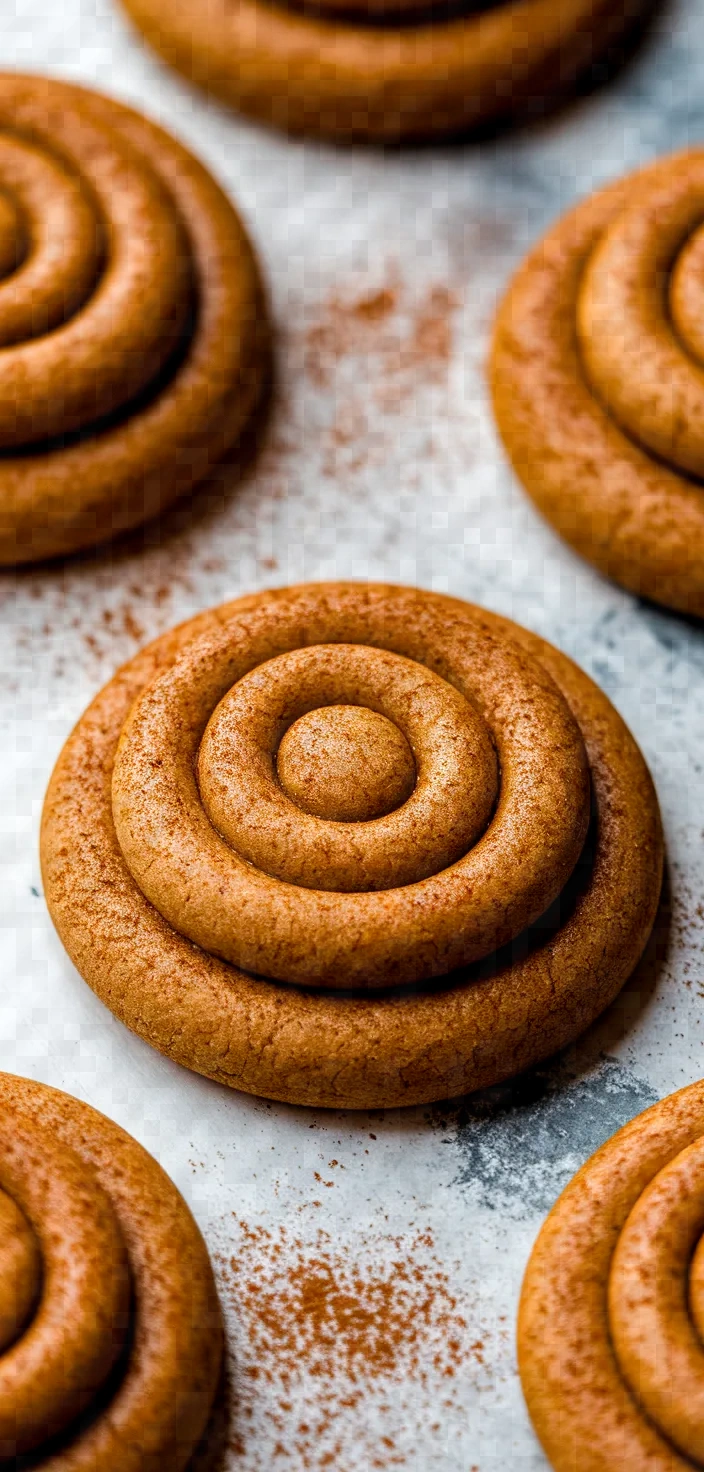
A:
[117, 0, 657, 143]
[41, 581, 663, 1109]
[491, 148, 704, 618]
[0, 1071, 222, 1468]
[0, 74, 268, 565]
[519, 1079, 704, 1470]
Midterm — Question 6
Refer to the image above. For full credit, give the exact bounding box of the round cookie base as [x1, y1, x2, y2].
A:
[40, 584, 663, 1111]
[0, 75, 269, 567]
[490, 150, 704, 618]
[118, 0, 657, 144]
[519, 1080, 704, 1472]
[0, 1071, 222, 1470]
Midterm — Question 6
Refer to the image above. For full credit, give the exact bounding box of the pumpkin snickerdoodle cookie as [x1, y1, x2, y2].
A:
[0, 1071, 221, 1468]
[0, 73, 267, 565]
[520, 1080, 704, 1471]
[117, 0, 655, 144]
[491, 149, 704, 617]
[41, 583, 663, 1110]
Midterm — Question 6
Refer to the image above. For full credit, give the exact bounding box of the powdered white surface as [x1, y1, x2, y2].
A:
[1, 2, 703, 1466]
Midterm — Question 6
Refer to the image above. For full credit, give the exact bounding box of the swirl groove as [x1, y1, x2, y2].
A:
[491, 149, 704, 617]
[0, 1072, 222, 1468]
[117, 0, 655, 144]
[0, 73, 267, 565]
[519, 1081, 704, 1472]
[41, 583, 663, 1109]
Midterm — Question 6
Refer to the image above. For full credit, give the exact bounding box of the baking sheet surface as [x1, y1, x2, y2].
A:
[1, 2, 703, 1466]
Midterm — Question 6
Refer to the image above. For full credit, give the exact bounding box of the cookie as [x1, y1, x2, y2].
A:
[491, 149, 704, 617]
[0, 1071, 221, 1467]
[117, 0, 654, 144]
[41, 582, 663, 1110]
[519, 1080, 704, 1472]
[0, 73, 268, 565]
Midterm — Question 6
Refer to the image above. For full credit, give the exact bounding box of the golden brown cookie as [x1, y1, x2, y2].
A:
[117, 0, 654, 144]
[491, 149, 704, 617]
[41, 582, 663, 1110]
[518, 1079, 704, 1472]
[0, 73, 268, 565]
[0, 1071, 221, 1467]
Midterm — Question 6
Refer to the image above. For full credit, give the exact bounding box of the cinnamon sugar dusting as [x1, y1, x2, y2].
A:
[214, 1219, 489, 1470]
[671, 871, 704, 988]
[304, 277, 460, 397]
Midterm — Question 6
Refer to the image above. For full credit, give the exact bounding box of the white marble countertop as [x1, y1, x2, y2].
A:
[1, 2, 703, 1467]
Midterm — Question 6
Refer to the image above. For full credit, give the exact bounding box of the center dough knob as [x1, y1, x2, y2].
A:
[276, 705, 416, 823]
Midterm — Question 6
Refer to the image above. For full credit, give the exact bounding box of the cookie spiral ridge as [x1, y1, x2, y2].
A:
[111, 618, 591, 989]
[0, 1072, 221, 1468]
[519, 1081, 704, 1471]
[41, 583, 662, 1109]
[0, 74, 267, 565]
[117, 0, 654, 144]
[491, 149, 704, 616]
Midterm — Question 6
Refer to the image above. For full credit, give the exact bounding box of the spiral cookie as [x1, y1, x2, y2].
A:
[490, 149, 704, 617]
[0, 74, 267, 565]
[0, 1071, 221, 1467]
[517, 1080, 704, 1472]
[117, 0, 654, 144]
[41, 583, 662, 1110]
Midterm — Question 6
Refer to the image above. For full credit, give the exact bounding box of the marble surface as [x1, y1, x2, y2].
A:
[1, 2, 703, 1467]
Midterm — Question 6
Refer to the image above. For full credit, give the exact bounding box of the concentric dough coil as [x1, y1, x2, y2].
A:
[41, 582, 663, 1109]
[0, 73, 267, 564]
[0, 1072, 221, 1468]
[520, 1080, 704, 1471]
[491, 148, 704, 616]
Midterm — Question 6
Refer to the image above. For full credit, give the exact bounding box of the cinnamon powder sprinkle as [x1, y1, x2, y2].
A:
[214, 1221, 487, 1470]
[304, 279, 460, 398]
